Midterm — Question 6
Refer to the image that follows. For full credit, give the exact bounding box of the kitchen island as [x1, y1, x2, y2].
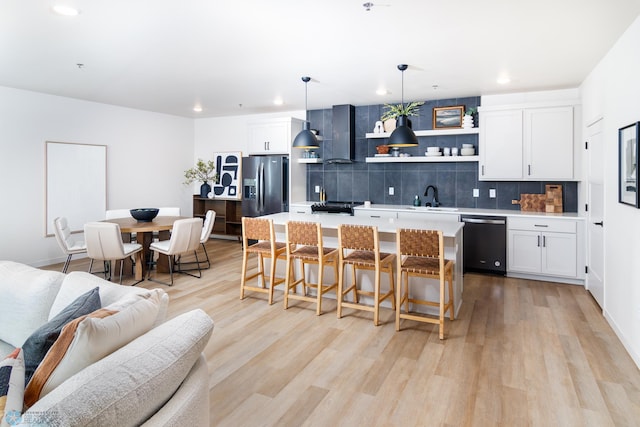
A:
[260, 212, 465, 316]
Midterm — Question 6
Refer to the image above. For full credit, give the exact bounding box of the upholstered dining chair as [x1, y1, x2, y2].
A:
[158, 207, 181, 216]
[179, 210, 216, 271]
[84, 222, 143, 285]
[53, 217, 87, 273]
[105, 209, 132, 219]
[147, 218, 202, 286]
[395, 228, 455, 339]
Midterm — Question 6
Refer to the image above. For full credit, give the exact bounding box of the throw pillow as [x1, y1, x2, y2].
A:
[0, 348, 25, 427]
[22, 287, 101, 385]
[0, 261, 65, 348]
[24, 292, 161, 406]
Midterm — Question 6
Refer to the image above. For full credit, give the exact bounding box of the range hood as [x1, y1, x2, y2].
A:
[325, 104, 355, 164]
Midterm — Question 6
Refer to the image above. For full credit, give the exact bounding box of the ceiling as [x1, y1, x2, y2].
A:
[2, 1, 640, 118]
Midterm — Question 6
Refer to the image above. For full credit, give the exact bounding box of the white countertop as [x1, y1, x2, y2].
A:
[261, 212, 464, 238]
[291, 201, 583, 220]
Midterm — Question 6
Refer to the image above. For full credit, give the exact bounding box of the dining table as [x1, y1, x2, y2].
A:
[104, 216, 187, 279]
[259, 212, 465, 316]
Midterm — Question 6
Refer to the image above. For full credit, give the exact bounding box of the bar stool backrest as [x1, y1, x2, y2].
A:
[338, 224, 376, 251]
[397, 229, 442, 259]
[286, 221, 320, 246]
[243, 217, 273, 242]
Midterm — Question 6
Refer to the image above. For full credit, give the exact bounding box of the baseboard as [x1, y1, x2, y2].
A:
[604, 309, 640, 370]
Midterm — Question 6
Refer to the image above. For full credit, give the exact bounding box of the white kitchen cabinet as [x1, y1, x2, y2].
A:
[289, 203, 311, 214]
[508, 217, 578, 279]
[354, 209, 397, 219]
[248, 118, 303, 155]
[479, 105, 574, 181]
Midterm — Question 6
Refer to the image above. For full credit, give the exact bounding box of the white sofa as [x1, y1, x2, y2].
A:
[0, 260, 213, 426]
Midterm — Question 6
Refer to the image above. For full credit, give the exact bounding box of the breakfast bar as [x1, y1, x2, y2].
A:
[259, 212, 465, 315]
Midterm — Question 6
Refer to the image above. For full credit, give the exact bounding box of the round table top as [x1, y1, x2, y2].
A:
[104, 216, 187, 233]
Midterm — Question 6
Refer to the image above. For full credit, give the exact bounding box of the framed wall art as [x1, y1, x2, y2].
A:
[212, 151, 242, 200]
[619, 122, 639, 208]
[433, 105, 464, 129]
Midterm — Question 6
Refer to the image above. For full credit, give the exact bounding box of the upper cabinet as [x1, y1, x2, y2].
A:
[479, 101, 577, 181]
[248, 117, 303, 155]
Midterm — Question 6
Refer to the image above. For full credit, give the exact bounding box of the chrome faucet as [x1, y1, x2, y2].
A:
[423, 185, 440, 207]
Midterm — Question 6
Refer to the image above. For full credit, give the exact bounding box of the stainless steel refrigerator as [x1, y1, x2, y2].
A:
[241, 155, 289, 217]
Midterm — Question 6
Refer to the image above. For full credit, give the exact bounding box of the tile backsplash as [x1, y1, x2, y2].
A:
[304, 97, 578, 212]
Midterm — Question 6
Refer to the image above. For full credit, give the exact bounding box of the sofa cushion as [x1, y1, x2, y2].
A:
[24, 292, 161, 406]
[50, 272, 169, 326]
[25, 309, 214, 427]
[0, 348, 25, 427]
[22, 287, 101, 385]
[0, 261, 65, 348]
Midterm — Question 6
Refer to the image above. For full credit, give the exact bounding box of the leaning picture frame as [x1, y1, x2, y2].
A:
[212, 151, 242, 200]
[433, 105, 464, 129]
[619, 122, 639, 208]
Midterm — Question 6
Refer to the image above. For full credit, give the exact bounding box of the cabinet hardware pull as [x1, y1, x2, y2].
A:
[542, 235, 546, 247]
[534, 224, 548, 227]
[537, 235, 540, 247]
[371, 215, 381, 218]
[528, 165, 531, 175]
[481, 165, 485, 175]
[594, 221, 604, 227]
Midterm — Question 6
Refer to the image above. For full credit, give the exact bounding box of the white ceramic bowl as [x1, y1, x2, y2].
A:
[460, 148, 475, 156]
[462, 143, 474, 149]
[426, 147, 440, 153]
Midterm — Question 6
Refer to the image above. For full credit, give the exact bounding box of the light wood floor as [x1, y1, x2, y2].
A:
[48, 239, 640, 426]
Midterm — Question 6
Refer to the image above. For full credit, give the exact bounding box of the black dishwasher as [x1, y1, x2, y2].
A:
[461, 215, 507, 275]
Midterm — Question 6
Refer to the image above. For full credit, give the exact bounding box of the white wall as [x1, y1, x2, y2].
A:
[0, 86, 194, 267]
[581, 15, 640, 367]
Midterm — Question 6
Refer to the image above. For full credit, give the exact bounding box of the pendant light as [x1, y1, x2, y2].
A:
[388, 64, 419, 147]
[292, 76, 319, 149]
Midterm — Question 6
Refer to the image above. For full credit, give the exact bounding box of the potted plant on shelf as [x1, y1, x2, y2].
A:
[380, 101, 425, 132]
[184, 158, 218, 198]
[462, 107, 477, 129]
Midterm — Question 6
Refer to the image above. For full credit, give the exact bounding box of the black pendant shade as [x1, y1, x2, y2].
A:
[292, 121, 319, 149]
[387, 64, 418, 147]
[292, 76, 319, 149]
[388, 115, 418, 147]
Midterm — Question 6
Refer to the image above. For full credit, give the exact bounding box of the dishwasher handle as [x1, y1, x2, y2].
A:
[461, 217, 506, 225]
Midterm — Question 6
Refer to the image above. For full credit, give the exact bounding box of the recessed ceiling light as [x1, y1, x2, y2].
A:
[497, 76, 511, 85]
[376, 88, 389, 96]
[273, 97, 284, 106]
[193, 105, 203, 113]
[52, 4, 80, 16]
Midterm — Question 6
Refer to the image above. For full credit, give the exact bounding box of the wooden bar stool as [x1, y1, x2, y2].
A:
[240, 217, 288, 305]
[396, 228, 454, 339]
[283, 221, 339, 315]
[337, 224, 395, 326]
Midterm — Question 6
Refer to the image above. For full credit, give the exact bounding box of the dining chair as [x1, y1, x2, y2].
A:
[105, 209, 132, 219]
[337, 224, 395, 326]
[240, 217, 288, 305]
[84, 222, 143, 285]
[147, 218, 202, 286]
[53, 217, 87, 273]
[158, 207, 181, 216]
[179, 210, 216, 271]
[283, 221, 339, 315]
[396, 228, 454, 339]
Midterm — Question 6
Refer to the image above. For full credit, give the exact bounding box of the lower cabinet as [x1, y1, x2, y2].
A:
[507, 217, 578, 279]
[193, 196, 242, 239]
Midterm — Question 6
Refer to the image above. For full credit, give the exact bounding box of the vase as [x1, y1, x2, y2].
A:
[462, 114, 474, 129]
[200, 182, 211, 198]
[383, 118, 396, 132]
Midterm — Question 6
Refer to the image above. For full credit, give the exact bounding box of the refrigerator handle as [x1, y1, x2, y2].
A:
[259, 162, 265, 212]
[255, 163, 261, 213]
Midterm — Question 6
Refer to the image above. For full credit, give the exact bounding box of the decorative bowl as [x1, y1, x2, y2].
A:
[460, 148, 475, 156]
[427, 146, 440, 153]
[376, 145, 390, 154]
[130, 208, 159, 222]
